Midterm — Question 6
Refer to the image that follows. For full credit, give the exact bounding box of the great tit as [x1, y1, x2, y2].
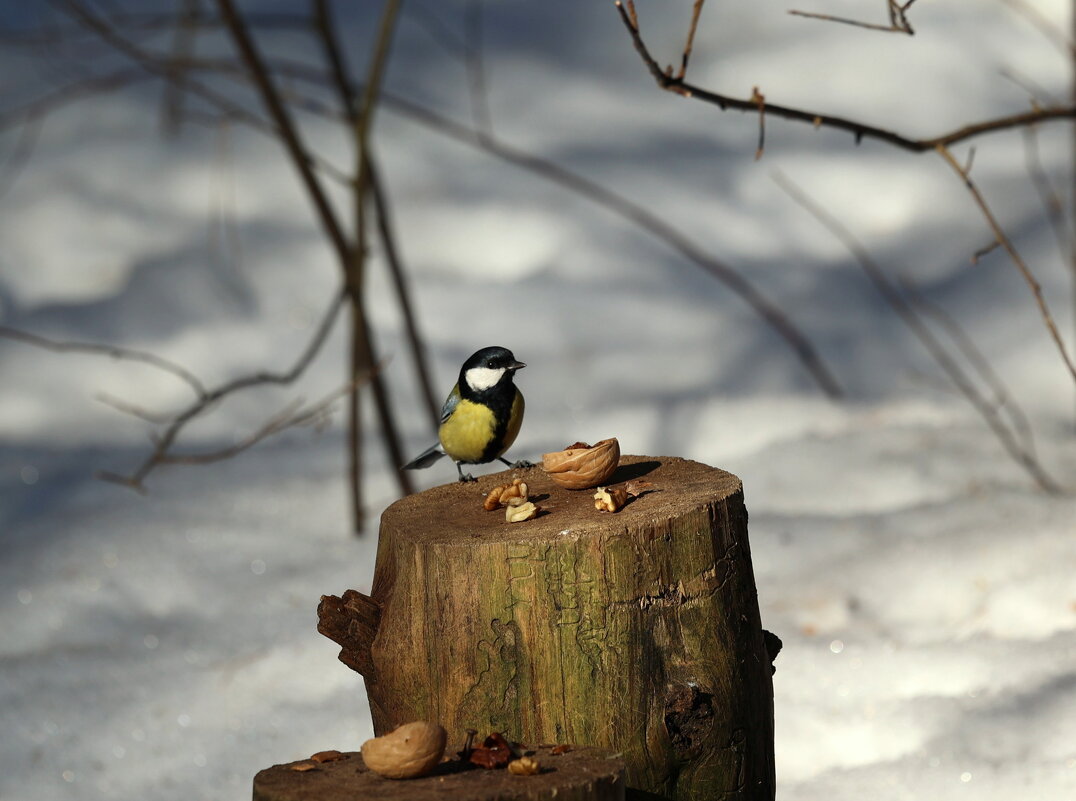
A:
[403, 346, 527, 482]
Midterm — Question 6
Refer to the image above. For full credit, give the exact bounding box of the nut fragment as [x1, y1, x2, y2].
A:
[506, 499, 539, 523]
[361, 721, 447, 780]
[542, 438, 620, 490]
[310, 750, 345, 763]
[508, 756, 541, 775]
[483, 478, 529, 511]
[593, 486, 629, 513]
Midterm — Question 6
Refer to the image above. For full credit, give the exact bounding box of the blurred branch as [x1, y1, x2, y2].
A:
[996, 0, 1075, 59]
[935, 143, 1076, 387]
[142, 379, 368, 468]
[464, 0, 493, 138]
[368, 159, 440, 428]
[375, 93, 844, 398]
[898, 277, 1038, 458]
[217, 0, 414, 530]
[615, 1, 1075, 152]
[0, 10, 313, 47]
[773, 171, 1065, 494]
[0, 111, 43, 200]
[40, 2, 351, 185]
[1022, 126, 1075, 273]
[98, 287, 348, 491]
[0, 325, 207, 397]
[160, 0, 202, 135]
[214, 0, 350, 263]
[215, 62, 843, 398]
[788, 0, 918, 35]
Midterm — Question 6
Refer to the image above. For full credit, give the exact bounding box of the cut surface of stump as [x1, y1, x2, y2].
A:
[319, 456, 777, 801]
[252, 745, 625, 801]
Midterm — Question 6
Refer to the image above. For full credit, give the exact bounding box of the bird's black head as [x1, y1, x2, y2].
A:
[460, 346, 525, 395]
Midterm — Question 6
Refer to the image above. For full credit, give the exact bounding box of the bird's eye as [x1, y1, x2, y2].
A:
[486, 360, 495, 368]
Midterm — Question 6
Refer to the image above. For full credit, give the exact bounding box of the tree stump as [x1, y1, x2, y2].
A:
[319, 456, 777, 801]
[253, 746, 625, 801]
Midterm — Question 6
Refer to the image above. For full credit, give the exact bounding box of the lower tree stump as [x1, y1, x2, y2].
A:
[253, 745, 625, 801]
[318, 456, 778, 801]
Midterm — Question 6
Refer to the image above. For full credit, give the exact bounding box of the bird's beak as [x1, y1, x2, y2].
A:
[509, 360, 526, 371]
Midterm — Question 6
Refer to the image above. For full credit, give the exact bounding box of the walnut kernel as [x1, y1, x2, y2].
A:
[505, 499, 539, 523]
[593, 486, 629, 513]
[484, 478, 529, 510]
[508, 756, 541, 775]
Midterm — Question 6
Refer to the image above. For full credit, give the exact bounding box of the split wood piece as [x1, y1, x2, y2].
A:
[318, 456, 777, 801]
[252, 745, 625, 801]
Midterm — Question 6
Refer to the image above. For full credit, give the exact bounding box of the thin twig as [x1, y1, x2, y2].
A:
[368, 158, 440, 428]
[614, 1, 1075, 152]
[0, 325, 207, 398]
[773, 171, 1065, 494]
[899, 277, 1039, 457]
[936, 143, 1076, 386]
[95, 392, 175, 424]
[78, 51, 842, 398]
[788, 0, 916, 36]
[349, 0, 413, 511]
[464, 0, 494, 139]
[154, 378, 369, 466]
[751, 85, 766, 160]
[678, 0, 707, 79]
[42, 2, 350, 185]
[375, 93, 843, 397]
[96, 287, 347, 491]
[0, 111, 43, 201]
[214, 0, 350, 263]
[996, 0, 1075, 59]
[1022, 126, 1075, 270]
[159, 0, 201, 135]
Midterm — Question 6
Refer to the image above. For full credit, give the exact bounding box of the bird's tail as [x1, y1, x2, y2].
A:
[402, 444, 446, 470]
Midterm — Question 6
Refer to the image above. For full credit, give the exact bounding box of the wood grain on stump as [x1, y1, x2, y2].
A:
[318, 456, 777, 801]
[252, 746, 625, 801]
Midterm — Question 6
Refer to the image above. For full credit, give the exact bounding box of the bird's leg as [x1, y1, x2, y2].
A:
[499, 456, 534, 469]
[456, 462, 476, 483]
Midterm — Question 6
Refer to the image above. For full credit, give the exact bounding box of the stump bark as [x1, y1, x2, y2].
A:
[318, 456, 777, 801]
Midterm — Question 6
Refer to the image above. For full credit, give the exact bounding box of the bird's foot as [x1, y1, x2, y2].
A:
[455, 464, 477, 482]
[499, 457, 534, 469]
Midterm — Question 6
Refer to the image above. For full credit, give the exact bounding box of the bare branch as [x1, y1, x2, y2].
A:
[772, 171, 1065, 494]
[614, 1, 1075, 152]
[1021, 126, 1075, 273]
[0, 325, 207, 398]
[997, 0, 1075, 59]
[374, 93, 843, 397]
[214, 0, 350, 265]
[788, 0, 917, 36]
[936, 143, 1076, 387]
[751, 85, 766, 160]
[898, 277, 1039, 458]
[97, 287, 347, 491]
[464, 0, 494, 139]
[678, 0, 707, 79]
[368, 158, 440, 428]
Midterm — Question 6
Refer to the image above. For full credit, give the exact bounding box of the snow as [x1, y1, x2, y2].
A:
[2, 2, 1075, 800]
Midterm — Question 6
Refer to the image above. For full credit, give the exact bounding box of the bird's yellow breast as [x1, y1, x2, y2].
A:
[438, 391, 524, 464]
[438, 398, 499, 463]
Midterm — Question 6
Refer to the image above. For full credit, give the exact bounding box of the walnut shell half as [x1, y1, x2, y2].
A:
[541, 438, 620, 490]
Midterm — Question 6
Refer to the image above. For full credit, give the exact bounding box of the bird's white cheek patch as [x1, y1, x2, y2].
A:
[465, 366, 505, 392]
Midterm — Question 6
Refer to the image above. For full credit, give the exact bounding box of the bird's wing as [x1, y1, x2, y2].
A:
[440, 383, 461, 424]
